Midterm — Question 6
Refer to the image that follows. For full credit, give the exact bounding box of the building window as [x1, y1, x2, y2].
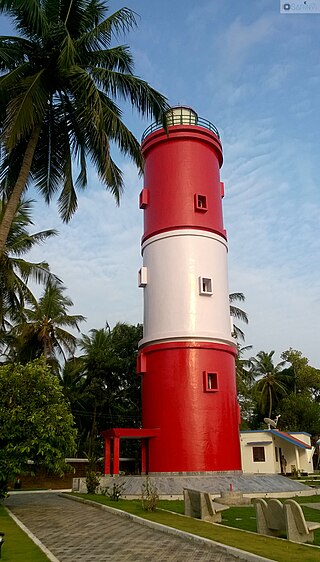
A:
[275, 447, 278, 462]
[138, 267, 147, 287]
[204, 371, 218, 392]
[253, 447, 265, 462]
[139, 188, 149, 209]
[199, 276, 213, 295]
[194, 194, 208, 212]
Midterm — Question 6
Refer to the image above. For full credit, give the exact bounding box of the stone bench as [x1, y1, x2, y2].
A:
[284, 499, 320, 543]
[0, 532, 4, 558]
[183, 488, 229, 523]
[253, 498, 286, 537]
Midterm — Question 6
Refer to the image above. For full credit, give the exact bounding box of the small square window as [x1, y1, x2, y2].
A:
[139, 188, 149, 209]
[138, 267, 147, 287]
[194, 194, 208, 212]
[199, 276, 213, 295]
[204, 371, 218, 392]
[253, 447, 265, 462]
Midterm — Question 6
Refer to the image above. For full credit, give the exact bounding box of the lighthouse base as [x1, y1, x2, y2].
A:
[73, 473, 312, 498]
[147, 471, 243, 476]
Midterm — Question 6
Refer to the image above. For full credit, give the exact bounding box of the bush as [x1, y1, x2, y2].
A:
[141, 477, 159, 512]
[85, 471, 100, 494]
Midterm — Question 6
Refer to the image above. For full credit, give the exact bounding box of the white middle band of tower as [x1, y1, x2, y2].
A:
[139, 229, 235, 348]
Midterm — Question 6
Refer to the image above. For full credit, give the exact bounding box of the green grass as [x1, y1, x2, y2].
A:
[71, 493, 320, 562]
[0, 505, 49, 561]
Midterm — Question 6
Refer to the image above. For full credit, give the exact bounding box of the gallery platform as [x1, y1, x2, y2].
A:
[73, 473, 318, 499]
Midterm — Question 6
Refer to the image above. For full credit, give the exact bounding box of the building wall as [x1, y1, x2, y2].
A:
[240, 432, 276, 474]
[240, 431, 313, 475]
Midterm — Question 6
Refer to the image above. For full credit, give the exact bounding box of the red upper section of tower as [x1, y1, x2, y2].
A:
[140, 123, 225, 243]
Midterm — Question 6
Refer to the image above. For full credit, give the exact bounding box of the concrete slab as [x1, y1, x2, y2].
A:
[73, 473, 316, 499]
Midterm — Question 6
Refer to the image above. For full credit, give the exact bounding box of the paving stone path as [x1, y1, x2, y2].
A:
[6, 493, 243, 562]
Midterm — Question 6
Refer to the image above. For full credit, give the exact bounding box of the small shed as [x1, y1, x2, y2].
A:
[240, 430, 314, 475]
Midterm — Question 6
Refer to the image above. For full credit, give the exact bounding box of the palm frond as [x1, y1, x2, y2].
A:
[74, 7, 137, 51]
[0, 0, 48, 38]
[90, 68, 169, 120]
[4, 70, 47, 149]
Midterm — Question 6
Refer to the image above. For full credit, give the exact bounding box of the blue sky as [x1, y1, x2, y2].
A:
[2, 1, 320, 366]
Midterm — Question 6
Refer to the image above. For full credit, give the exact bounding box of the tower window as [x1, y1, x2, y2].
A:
[194, 194, 208, 212]
[199, 276, 213, 295]
[253, 447, 265, 462]
[204, 371, 218, 392]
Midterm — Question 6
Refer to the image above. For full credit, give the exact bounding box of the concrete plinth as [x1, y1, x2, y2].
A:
[73, 473, 316, 500]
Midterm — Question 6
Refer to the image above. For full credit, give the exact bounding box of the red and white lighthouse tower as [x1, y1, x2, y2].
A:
[137, 107, 241, 474]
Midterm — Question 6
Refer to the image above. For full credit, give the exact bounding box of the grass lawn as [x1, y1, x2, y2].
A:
[72, 493, 320, 562]
[0, 505, 49, 561]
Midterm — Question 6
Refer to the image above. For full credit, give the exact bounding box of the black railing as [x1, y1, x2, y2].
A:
[141, 115, 220, 142]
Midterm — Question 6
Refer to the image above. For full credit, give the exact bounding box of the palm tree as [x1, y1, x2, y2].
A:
[250, 350, 287, 419]
[10, 281, 85, 366]
[0, 198, 58, 334]
[0, 0, 168, 254]
[229, 292, 248, 341]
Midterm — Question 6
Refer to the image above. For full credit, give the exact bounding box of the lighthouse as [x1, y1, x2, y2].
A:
[136, 106, 242, 474]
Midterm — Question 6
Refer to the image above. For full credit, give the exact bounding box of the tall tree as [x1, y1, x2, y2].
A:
[250, 350, 287, 419]
[0, 359, 77, 498]
[280, 348, 320, 398]
[235, 344, 256, 427]
[0, 197, 58, 337]
[229, 292, 248, 341]
[71, 322, 142, 456]
[0, 0, 168, 253]
[10, 281, 85, 366]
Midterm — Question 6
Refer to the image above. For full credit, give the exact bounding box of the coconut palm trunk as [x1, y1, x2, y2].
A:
[0, 126, 41, 255]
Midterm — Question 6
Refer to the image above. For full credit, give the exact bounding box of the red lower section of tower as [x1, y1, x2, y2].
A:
[138, 341, 242, 473]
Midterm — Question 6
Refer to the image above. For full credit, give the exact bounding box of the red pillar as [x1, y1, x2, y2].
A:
[112, 437, 120, 476]
[104, 437, 111, 475]
[141, 440, 147, 475]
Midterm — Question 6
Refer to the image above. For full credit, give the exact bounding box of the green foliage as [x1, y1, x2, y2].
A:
[229, 292, 248, 341]
[250, 350, 287, 419]
[280, 348, 320, 398]
[10, 281, 85, 366]
[141, 477, 159, 512]
[278, 392, 320, 435]
[85, 470, 101, 494]
[0, 0, 168, 253]
[67, 322, 142, 456]
[0, 198, 58, 340]
[0, 359, 77, 487]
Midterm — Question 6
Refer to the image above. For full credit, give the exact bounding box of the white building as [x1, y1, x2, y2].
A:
[240, 430, 314, 475]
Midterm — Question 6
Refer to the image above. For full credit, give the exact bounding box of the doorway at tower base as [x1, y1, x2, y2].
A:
[138, 340, 242, 473]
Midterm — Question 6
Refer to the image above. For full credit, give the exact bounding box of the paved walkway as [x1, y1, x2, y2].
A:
[6, 492, 247, 562]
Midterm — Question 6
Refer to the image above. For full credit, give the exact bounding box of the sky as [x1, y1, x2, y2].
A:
[2, 0, 320, 367]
